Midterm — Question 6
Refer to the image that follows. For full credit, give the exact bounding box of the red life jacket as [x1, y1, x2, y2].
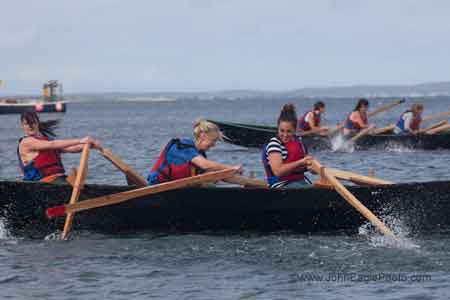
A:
[410, 115, 422, 131]
[148, 139, 204, 185]
[17, 136, 65, 181]
[262, 137, 306, 186]
[299, 111, 321, 131]
[344, 111, 368, 130]
[281, 139, 306, 182]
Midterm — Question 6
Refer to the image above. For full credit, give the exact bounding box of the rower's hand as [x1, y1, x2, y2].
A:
[80, 136, 95, 145]
[232, 164, 244, 174]
[80, 136, 102, 149]
[300, 155, 313, 167]
[91, 139, 102, 150]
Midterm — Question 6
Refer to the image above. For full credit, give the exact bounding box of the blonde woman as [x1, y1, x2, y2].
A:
[147, 119, 242, 185]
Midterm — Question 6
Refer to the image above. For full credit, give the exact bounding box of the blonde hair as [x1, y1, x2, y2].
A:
[193, 119, 223, 141]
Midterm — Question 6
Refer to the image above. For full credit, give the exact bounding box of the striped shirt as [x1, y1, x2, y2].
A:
[264, 137, 288, 160]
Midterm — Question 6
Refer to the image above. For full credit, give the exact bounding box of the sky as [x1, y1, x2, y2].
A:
[1, 0, 450, 94]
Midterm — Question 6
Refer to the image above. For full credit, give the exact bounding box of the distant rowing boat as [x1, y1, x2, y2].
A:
[210, 120, 450, 150]
[1, 180, 450, 238]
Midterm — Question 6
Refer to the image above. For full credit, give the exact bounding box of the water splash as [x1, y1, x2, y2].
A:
[331, 134, 354, 152]
[44, 231, 62, 240]
[358, 216, 420, 250]
[0, 219, 10, 240]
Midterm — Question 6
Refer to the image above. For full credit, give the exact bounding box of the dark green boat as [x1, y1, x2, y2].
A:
[1, 180, 450, 238]
[210, 120, 450, 150]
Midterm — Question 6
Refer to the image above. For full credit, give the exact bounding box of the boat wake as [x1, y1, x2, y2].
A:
[385, 144, 415, 153]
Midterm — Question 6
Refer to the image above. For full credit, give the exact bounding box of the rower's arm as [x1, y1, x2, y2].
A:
[191, 155, 239, 172]
[22, 137, 84, 152]
[61, 144, 84, 153]
[268, 153, 309, 177]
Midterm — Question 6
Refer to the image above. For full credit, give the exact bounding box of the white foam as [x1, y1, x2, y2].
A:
[0, 218, 10, 239]
[385, 144, 415, 153]
[358, 216, 420, 250]
[331, 134, 354, 153]
[44, 231, 62, 240]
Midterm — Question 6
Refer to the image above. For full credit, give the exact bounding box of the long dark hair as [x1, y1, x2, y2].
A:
[277, 104, 297, 128]
[353, 98, 369, 111]
[20, 111, 59, 138]
[314, 101, 325, 111]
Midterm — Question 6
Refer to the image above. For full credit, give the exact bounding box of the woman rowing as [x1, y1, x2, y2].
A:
[147, 119, 242, 185]
[298, 101, 328, 135]
[18, 111, 101, 183]
[394, 103, 424, 135]
[262, 104, 313, 188]
[342, 98, 372, 135]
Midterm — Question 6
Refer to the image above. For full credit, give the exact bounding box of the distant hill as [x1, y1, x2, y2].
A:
[14, 81, 450, 102]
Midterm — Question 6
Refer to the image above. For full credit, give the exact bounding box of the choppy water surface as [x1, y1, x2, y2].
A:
[1, 96, 450, 299]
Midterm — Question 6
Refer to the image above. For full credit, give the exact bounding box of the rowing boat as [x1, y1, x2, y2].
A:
[1, 180, 449, 238]
[209, 120, 450, 150]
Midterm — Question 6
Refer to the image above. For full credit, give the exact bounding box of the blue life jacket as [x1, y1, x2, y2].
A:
[147, 138, 206, 185]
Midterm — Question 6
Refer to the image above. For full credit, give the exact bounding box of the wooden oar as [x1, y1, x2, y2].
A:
[310, 160, 395, 237]
[422, 110, 450, 122]
[367, 98, 405, 118]
[326, 168, 393, 185]
[425, 123, 450, 135]
[61, 144, 90, 240]
[370, 124, 395, 135]
[226, 175, 268, 188]
[335, 125, 374, 150]
[47, 168, 237, 219]
[298, 126, 328, 137]
[347, 125, 375, 144]
[99, 147, 147, 187]
[416, 120, 447, 134]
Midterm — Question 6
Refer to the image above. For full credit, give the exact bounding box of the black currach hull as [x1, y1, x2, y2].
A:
[210, 120, 450, 150]
[1, 180, 450, 238]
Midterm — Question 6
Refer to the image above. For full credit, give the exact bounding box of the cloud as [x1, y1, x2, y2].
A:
[1, 0, 450, 92]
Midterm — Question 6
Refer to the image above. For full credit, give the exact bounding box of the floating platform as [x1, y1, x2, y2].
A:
[0, 101, 66, 114]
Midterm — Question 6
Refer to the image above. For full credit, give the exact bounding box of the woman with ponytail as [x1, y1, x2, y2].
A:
[147, 119, 242, 185]
[18, 111, 101, 183]
[298, 101, 328, 134]
[343, 98, 371, 135]
[262, 104, 313, 188]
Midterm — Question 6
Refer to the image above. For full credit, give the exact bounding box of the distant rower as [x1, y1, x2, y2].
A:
[147, 119, 242, 185]
[394, 103, 424, 135]
[18, 111, 101, 183]
[343, 98, 371, 135]
[298, 101, 328, 135]
[263, 104, 313, 188]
